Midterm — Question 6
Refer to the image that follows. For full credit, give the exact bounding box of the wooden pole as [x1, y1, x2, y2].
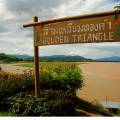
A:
[33, 16, 40, 97]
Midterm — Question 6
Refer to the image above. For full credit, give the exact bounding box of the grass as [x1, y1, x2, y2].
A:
[74, 97, 113, 116]
[0, 111, 12, 116]
[0, 60, 25, 64]
[16, 61, 85, 69]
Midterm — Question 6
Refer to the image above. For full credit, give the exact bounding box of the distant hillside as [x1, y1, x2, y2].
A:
[0, 53, 94, 62]
[96, 56, 120, 62]
[39, 55, 94, 62]
[0, 53, 21, 62]
[15, 54, 33, 60]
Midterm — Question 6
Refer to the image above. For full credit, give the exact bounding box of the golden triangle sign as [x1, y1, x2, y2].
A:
[23, 11, 120, 96]
[24, 11, 120, 46]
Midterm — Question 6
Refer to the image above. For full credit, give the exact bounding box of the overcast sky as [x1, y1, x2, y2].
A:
[0, 0, 120, 59]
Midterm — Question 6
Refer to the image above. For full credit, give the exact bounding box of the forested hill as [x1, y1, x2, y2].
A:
[96, 56, 120, 62]
[2, 53, 120, 62]
[39, 55, 94, 62]
[0, 53, 94, 62]
[0, 53, 21, 62]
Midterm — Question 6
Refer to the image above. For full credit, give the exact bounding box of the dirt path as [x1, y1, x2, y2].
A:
[77, 62, 120, 102]
[0, 64, 31, 74]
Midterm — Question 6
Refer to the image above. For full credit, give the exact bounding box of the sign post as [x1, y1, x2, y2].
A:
[23, 11, 120, 96]
[33, 16, 40, 97]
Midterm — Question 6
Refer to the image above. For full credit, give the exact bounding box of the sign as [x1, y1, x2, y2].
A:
[23, 11, 120, 96]
[34, 11, 120, 46]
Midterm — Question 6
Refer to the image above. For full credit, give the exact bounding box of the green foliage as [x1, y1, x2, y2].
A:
[92, 100, 107, 112]
[0, 64, 83, 99]
[42, 90, 76, 116]
[91, 100, 112, 116]
[114, 0, 120, 11]
[41, 64, 83, 91]
[114, 1, 120, 12]
[0, 64, 84, 116]
[0, 53, 21, 62]
[9, 93, 50, 116]
[114, 1, 120, 19]
[114, 5, 120, 10]
[115, 107, 120, 116]
[0, 111, 12, 116]
[9, 91, 76, 116]
[18, 62, 81, 69]
[0, 70, 34, 99]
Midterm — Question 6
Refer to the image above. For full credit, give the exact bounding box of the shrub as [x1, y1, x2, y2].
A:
[0, 70, 34, 99]
[9, 92, 50, 116]
[0, 64, 83, 115]
[91, 100, 112, 116]
[116, 107, 120, 116]
[41, 64, 83, 92]
[0, 64, 83, 99]
[41, 90, 76, 116]
[9, 90, 76, 116]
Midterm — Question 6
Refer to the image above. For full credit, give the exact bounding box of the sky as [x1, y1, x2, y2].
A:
[0, 0, 120, 59]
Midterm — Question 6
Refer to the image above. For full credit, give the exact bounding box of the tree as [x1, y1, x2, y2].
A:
[114, 0, 120, 19]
